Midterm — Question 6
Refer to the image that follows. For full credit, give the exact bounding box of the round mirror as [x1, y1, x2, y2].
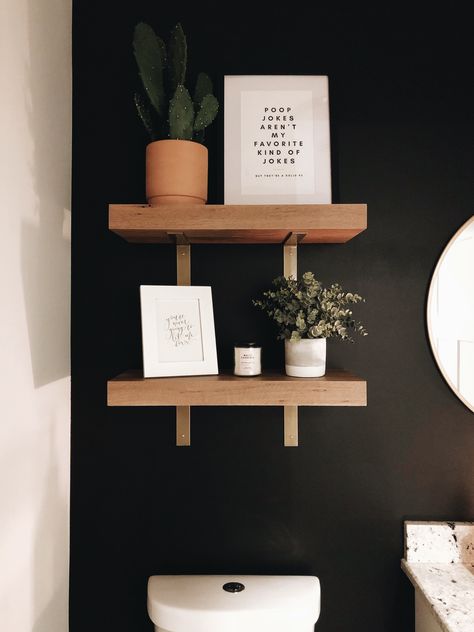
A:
[427, 216, 474, 413]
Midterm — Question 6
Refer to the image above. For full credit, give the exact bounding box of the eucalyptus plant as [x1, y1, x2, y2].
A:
[133, 22, 219, 142]
[253, 272, 368, 342]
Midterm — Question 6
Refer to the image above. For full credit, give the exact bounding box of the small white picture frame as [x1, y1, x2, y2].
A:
[140, 285, 218, 378]
[224, 75, 331, 204]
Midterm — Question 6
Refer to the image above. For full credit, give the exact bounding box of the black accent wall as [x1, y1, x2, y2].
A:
[71, 5, 474, 631]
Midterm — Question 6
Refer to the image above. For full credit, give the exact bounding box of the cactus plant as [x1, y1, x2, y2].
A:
[133, 22, 218, 143]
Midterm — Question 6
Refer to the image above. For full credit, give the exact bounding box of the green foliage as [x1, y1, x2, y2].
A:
[168, 23, 187, 91]
[134, 92, 156, 140]
[132, 22, 219, 143]
[133, 23, 166, 118]
[253, 272, 368, 342]
[169, 85, 194, 140]
[194, 94, 219, 132]
[193, 72, 213, 109]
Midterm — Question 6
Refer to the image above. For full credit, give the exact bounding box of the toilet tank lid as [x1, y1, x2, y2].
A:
[147, 575, 320, 632]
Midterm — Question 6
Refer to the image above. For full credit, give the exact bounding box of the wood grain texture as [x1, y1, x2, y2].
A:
[107, 370, 367, 407]
[109, 203, 367, 244]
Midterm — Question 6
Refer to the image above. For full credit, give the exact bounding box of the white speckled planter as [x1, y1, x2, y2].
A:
[285, 338, 326, 377]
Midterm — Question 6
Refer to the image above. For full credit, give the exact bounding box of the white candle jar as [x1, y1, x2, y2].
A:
[234, 343, 262, 376]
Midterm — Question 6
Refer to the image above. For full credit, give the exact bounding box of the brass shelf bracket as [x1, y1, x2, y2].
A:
[169, 232, 191, 446]
[176, 405, 191, 446]
[283, 232, 306, 447]
[167, 230, 307, 447]
[284, 406, 299, 447]
[168, 232, 191, 287]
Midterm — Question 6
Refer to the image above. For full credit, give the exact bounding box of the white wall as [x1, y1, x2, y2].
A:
[0, 0, 71, 630]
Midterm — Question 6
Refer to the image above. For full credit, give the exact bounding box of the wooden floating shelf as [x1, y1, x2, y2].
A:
[107, 370, 367, 408]
[109, 203, 367, 244]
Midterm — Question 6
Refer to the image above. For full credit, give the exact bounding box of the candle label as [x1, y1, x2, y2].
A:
[234, 347, 262, 376]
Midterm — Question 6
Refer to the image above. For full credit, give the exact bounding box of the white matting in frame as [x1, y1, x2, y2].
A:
[140, 285, 218, 378]
[224, 75, 331, 204]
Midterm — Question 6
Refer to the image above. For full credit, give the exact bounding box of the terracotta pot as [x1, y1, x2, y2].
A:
[146, 139, 208, 206]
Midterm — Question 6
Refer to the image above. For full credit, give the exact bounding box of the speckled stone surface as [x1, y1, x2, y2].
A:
[402, 521, 474, 632]
[405, 521, 474, 564]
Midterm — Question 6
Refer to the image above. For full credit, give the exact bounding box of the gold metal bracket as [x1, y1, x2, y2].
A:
[176, 405, 191, 446]
[166, 230, 307, 447]
[169, 232, 191, 287]
[169, 232, 191, 446]
[284, 406, 299, 447]
[283, 232, 306, 447]
[283, 232, 305, 279]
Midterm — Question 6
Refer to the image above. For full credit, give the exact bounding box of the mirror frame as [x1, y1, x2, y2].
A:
[426, 215, 474, 413]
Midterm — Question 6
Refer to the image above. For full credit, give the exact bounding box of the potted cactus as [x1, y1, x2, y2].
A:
[133, 22, 219, 205]
[253, 272, 367, 377]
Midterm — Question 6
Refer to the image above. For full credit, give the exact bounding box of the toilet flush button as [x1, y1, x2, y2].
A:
[223, 582, 245, 593]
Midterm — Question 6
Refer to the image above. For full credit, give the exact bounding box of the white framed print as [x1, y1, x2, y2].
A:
[140, 285, 218, 378]
[224, 75, 331, 204]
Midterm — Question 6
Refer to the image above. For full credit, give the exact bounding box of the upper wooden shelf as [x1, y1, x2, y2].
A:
[109, 203, 367, 244]
[107, 369, 367, 407]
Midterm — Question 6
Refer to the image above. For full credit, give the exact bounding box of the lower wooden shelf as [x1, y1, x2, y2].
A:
[107, 370, 367, 407]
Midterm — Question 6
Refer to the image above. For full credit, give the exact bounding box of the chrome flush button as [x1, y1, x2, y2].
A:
[223, 582, 245, 593]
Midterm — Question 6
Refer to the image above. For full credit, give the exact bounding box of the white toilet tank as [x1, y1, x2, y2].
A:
[147, 574, 321, 632]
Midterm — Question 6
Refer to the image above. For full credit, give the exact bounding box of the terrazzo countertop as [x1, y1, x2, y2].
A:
[401, 521, 474, 632]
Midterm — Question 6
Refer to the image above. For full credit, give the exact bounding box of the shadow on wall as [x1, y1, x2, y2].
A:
[21, 0, 71, 389]
[32, 421, 69, 632]
[16, 0, 71, 629]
